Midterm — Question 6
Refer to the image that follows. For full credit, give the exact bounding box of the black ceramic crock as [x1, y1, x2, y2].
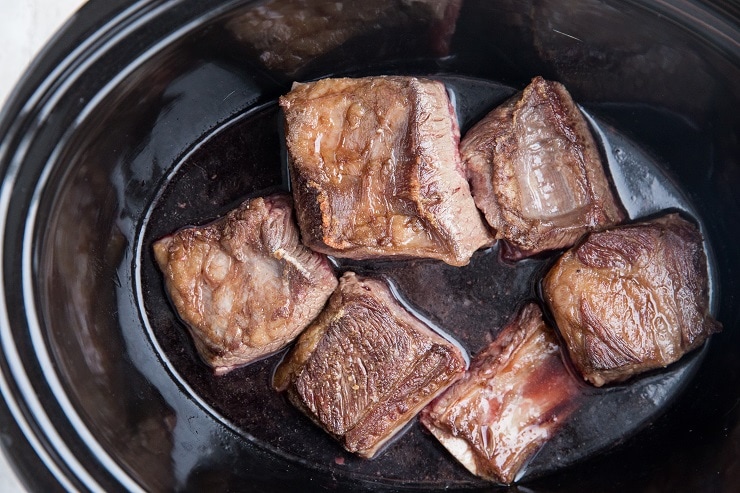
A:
[0, 0, 738, 491]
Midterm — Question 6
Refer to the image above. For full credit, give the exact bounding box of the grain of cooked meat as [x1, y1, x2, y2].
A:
[461, 76, 625, 260]
[274, 271, 467, 458]
[281, 76, 494, 267]
[152, 193, 338, 375]
[420, 302, 582, 484]
[543, 213, 722, 386]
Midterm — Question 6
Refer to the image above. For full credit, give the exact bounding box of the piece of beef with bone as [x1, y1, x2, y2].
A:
[274, 271, 467, 458]
[543, 213, 722, 387]
[281, 76, 493, 267]
[153, 194, 338, 375]
[420, 302, 582, 484]
[461, 76, 625, 260]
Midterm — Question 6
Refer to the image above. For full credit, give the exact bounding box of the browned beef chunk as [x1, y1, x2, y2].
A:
[153, 194, 338, 375]
[543, 213, 721, 387]
[280, 76, 494, 267]
[461, 76, 625, 260]
[420, 303, 582, 484]
[274, 271, 467, 458]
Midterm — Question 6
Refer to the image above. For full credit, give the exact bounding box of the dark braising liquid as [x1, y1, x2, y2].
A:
[139, 75, 717, 486]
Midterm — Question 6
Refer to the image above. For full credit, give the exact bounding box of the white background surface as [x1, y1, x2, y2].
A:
[0, 1, 87, 109]
[0, 1, 88, 490]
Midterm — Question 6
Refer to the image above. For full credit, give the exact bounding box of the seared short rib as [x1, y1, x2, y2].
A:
[420, 303, 582, 483]
[281, 76, 493, 266]
[153, 194, 337, 375]
[543, 213, 721, 386]
[461, 76, 624, 260]
[274, 271, 467, 458]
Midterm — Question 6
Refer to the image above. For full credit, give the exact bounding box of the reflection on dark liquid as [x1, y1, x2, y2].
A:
[531, 0, 715, 117]
[44, 143, 176, 490]
[226, 0, 462, 76]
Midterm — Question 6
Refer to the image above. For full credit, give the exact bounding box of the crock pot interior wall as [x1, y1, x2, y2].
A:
[20, 0, 739, 491]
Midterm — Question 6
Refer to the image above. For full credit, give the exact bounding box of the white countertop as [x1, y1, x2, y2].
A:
[0, 1, 87, 110]
[0, 1, 87, 490]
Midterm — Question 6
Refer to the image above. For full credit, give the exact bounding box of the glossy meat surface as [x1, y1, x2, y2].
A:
[543, 213, 721, 386]
[274, 272, 467, 458]
[461, 76, 624, 260]
[420, 303, 581, 484]
[153, 194, 337, 375]
[281, 76, 493, 267]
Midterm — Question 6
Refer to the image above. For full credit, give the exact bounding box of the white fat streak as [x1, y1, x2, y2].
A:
[314, 133, 322, 155]
[273, 247, 311, 278]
